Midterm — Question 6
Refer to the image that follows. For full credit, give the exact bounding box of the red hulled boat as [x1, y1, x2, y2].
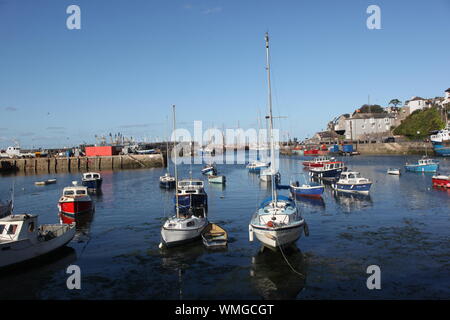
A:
[432, 175, 450, 188]
[302, 156, 334, 168]
[58, 182, 93, 224]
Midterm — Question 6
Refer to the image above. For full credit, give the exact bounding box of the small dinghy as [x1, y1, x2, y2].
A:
[201, 163, 217, 176]
[387, 168, 401, 175]
[0, 214, 75, 268]
[35, 179, 57, 186]
[201, 223, 228, 248]
[208, 175, 226, 184]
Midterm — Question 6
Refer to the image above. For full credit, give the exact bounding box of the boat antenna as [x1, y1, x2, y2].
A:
[265, 32, 277, 207]
[173, 105, 180, 218]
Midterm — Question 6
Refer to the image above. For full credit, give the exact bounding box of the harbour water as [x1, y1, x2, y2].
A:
[0, 154, 449, 299]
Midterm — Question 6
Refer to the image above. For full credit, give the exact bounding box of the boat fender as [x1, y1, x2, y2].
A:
[266, 221, 274, 228]
[304, 222, 309, 237]
[248, 225, 254, 242]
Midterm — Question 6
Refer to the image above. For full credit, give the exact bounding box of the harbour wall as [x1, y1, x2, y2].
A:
[356, 142, 433, 155]
[0, 154, 164, 174]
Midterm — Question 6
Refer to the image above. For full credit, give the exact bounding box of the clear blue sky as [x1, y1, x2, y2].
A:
[1, 0, 449, 148]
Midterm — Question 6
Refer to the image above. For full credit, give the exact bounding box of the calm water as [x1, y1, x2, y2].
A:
[0, 154, 449, 300]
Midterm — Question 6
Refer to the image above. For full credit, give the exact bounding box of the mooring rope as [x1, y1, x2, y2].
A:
[276, 238, 305, 278]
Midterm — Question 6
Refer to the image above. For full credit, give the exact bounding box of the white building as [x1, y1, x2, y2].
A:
[344, 113, 395, 141]
[404, 96, 428, 113]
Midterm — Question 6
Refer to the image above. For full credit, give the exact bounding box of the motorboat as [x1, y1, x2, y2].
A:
[58, 182, 94, 224]
[405, 158, 439, 173]
[332, 171, 372, 194]
[81, 172, 102, 192]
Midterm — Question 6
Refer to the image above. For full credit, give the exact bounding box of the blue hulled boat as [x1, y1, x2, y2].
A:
[332, 171, 372, 194]
[405, 158, 439, 172]
[81, 172, 102, 193]
[290, 181, 324, 198]
[174, 178, 208, 213]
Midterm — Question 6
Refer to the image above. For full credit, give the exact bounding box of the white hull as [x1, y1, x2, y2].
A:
[161, 218, 208, 247]
[250, 222, 303, 249]
[0, 225, 75, 268]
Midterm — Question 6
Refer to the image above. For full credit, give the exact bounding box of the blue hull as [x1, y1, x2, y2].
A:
[175, 194, 208, 212]
[160, 180, 175, 189]
[290, 186, 324, 197]
[405, 164, 439, 172]
[432, 142, 450, 156]
[82, 179, 102, 192]
[335, 182, 372, 193]
[310, 168, 344, 180]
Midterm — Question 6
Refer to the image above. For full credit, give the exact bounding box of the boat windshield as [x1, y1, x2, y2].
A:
[64, 190, 75, 196]
[76, 190, 86, 195]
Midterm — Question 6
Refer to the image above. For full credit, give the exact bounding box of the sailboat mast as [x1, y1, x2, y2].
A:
[173, 105, 180, 218]
[166, 116, 170, 173]
[265, 32, 277, 205]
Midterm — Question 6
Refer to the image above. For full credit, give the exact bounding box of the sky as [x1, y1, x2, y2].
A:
[1, 0, 449, 148]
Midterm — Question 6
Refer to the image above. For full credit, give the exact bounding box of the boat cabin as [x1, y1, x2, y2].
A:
[82, 172, 101, 180]
[322, 161, 345, 171]
[177, 179, 205, 195]
[0, 214, 38, 242]
[62, 185, 89, 197]
[418, 158, 438, 165]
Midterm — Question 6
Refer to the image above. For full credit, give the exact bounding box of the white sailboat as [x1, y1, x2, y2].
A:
[249, 33, 308, 250]
[160, 105, 209, 248]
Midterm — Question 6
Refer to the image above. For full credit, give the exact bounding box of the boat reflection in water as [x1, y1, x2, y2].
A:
[160, 242, 206, 299]
[59, 209, 95, 242]
[0, 246, 76, 299]
[250, 244, 306, 299]
[332, 190, 373, 212]
[292, 193, 326, 210]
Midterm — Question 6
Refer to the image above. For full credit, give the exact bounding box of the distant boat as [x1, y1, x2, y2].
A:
[432, 174, 450, 188]
[0, 214, 75, 268]
[302, 156, 334, 168]
[201, 163, 217, 175]
[58, 182, 94, 224]
[35, 179, 56, 186]
[309, 161, 346, 181]
[160, 172, 176, 189]
[405, 158, 439, 173]
[81, 172, 102, 193]
[201, 223, 228, 248]
[387, 168, 401, 175]
[260, 168, 281, 183]
[290, 181, 324, 198]
[208, 175, 226, 184]
[246, 160, 270, 172]
[332, 171, 372, 194]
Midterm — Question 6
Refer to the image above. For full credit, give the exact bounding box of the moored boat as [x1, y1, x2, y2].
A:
[58, 182, 94, 224]
[290, 181, 324, 198]
[201, 163, 217, 175]
[175, 179, 208, 213]
[405, 158, 439, 172]
[35, 179, 56, 186]
[0, 214, 75, 268]
[81, 172, 102, 193]
[208, 175, 226, 184]
[309, 161, 346, 181]
[160, 172, 176, 189]
[246, 160, 270, 172]
[432, 175, 450, 188]
[387, 168, 401, 175]
[302, 156, 333, 168]
[332, 171, 372, 194]
[201, 223, 228, 248]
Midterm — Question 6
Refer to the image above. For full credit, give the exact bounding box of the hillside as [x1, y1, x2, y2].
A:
[393, 107, 445, 139]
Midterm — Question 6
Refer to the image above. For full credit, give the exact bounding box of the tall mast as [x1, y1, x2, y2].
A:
[166, 115, 170, 173]
[265, 32, 277, 206]
[173, 105, 179, 218]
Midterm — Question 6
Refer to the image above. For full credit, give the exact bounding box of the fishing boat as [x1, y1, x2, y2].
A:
[160, 105, 209, 248]
[208, 175, 226, 184]
[34, 179, 57, 186]
[0, 214, 75, 268]
[58, 182, 94, 224]
[387, 168, 401, 175]
[201, 163, 217, 175]
[302, 156, 333, 168]
[81, 172, 102, 192]
[160, 172, 176, 189]
[249, 33, 308, 250]
[304, 149, 319, 156]
[175, 179, 208, 212]
[290, 180, 324, 198]
[201, 223, 228, 248]
[246, 160, 270, 172]
[432, 175, 450, 188]
[309, 161, 346, 181]
[405, 158, 439, 172]
[332, 171, 372, 194]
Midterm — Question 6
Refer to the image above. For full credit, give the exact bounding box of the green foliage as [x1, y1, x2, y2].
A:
[389, 99, 402, 107]
[393, 107, 445, 139]
[359, 104, 385, 113]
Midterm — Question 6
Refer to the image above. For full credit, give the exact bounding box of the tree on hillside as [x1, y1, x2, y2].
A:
[358, 104, 385, 113]
[389, 99, 402, 107]
[393, 107, 445, 139]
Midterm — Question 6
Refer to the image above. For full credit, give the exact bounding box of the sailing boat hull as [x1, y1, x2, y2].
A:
[250, 223, 304, 249]
[161, 221, 208, 247]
